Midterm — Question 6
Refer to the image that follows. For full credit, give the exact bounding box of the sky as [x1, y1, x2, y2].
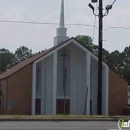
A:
[0, 0, 130, 53]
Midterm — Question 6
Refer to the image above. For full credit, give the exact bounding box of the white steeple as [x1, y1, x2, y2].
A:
[54, 0, 69, 46]
[60, 0, 64, 28]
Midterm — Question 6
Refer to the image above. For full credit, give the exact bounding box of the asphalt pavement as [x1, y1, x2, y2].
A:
[0, 121, 119, 130]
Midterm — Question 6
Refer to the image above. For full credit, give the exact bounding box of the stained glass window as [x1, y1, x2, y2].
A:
[36, 62, 42, 96]
[57, 48, 71, 98]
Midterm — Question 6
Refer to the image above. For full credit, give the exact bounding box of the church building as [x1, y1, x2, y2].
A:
[0, 0, 128, 115]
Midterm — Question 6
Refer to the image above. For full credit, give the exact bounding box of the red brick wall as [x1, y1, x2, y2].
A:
[109, 69, 128, 115]
[1, 79, 7, 114]
[0, 64, 128, 115]
[1, 64, 32, 115]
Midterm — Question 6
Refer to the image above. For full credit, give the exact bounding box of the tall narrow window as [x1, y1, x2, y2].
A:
[35, 98, 41, 115]
[36, 62, 42, 96]
[57, 48, 71, 98]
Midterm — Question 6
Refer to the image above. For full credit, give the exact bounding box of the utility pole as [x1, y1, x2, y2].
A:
[98, 0, 103, 115]
[89, 0, 116, 115]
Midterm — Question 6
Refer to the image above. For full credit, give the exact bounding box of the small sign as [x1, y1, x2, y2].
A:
[8, 100, 15, 109]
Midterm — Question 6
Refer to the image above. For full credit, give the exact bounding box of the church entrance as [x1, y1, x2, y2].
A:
[35, 98, 41, 115]
[56, 47, 71, 115]
[56, 99, 70, 114]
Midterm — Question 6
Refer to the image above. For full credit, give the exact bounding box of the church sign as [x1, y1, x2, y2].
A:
[8, 100, 15, 109]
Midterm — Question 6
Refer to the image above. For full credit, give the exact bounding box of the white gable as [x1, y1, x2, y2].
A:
[34, 38, 108, 68]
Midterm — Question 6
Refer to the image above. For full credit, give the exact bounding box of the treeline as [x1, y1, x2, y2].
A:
[0, 46, 34, 74]
[0, 35, 130, 85]
[76, 35, 130, 85]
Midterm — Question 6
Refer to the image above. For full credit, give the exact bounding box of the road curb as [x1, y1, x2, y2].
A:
[0, 118, 119, 122]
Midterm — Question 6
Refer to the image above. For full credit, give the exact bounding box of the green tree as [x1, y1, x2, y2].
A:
[107, 50, 124, 72]
[0, 48, 15, 74]
[75, 35, 110, 63]
[75, 35, 93, 50]
[121, 47, 130, 85]
[102, 49, 110, 63]
[14, 46, 33, 63]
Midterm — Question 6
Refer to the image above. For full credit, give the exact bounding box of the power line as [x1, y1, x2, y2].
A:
[92, 2, 98, 41]
[92, 16, 97, 40]
[0, 19, 130, 31]
[0, 20, 58, 25]
[0, 19, 98, 28]
[66, 23, 98, 28]
[104, 26, 130, 31]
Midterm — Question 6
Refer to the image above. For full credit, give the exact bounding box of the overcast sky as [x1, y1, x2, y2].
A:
[0, 0, 130, 53]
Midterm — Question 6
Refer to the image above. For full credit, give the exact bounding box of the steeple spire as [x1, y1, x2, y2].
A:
[60, 0, 65, 28]
[54, 0, 69, 46]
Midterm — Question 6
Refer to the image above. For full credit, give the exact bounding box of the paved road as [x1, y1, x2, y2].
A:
[0, 121, 119, 130]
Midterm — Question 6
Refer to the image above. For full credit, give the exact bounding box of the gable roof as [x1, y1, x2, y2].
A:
[0, 38, 73, 80]
[0, 37, 128, 83]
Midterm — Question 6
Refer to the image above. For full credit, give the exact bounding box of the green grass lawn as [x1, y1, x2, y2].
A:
[0, 115, 129, 120]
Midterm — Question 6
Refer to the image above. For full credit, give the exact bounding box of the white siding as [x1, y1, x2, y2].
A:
[70, 45, 87, 115]
[91, 57, 98, 115]
[41, 55, 53, 115]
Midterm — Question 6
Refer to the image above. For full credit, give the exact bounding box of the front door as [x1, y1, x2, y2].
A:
[56, 99, 70, 114]
[35, 98, 41, 115]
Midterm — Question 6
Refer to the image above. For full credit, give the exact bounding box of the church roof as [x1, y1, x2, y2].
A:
[0, 0, 127, 83]
[0, 38, 72, 80]
[0, 37, 127, 82]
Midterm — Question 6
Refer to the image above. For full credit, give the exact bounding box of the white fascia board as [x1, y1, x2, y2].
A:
[33, 39, 74, 65]
[70, 39, 108, 67]
[33, 38, 108, 67]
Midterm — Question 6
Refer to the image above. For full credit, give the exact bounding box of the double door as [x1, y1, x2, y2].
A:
[56, 99, 70, 114]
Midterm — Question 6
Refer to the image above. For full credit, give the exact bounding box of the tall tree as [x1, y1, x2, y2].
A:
[107, 50, 124, 72]
[121, 47, 130, 85]
[0, 48, 15, 73]
[14, 46, 33, 63]
[75, 35, 93, 50]
[75, 35, 110, 63]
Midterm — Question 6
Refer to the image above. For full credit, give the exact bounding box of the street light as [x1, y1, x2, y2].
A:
[88, 1, 114, 17]
[91, 0, 98, 3]
[106, 5, 113, 12]
[88, 0, 115, 115]
[88, 3, 94, 12]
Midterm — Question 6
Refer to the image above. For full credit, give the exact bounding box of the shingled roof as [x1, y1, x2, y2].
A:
[0, 37, 128, 83]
